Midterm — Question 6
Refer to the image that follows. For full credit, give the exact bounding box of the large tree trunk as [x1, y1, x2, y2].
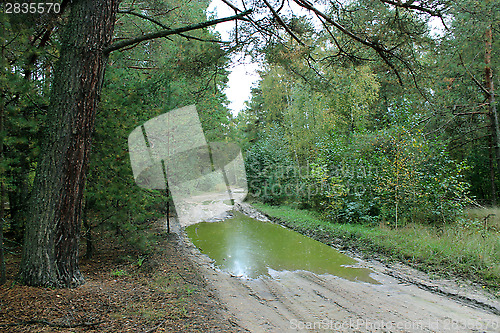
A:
[0, 47, 6, 284]
[19, 0, 119, 287]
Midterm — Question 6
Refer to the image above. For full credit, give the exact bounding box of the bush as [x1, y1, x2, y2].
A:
[308, 127, 469, 226]
[372, 127, 469, 225]
[245, 126, 297, 205]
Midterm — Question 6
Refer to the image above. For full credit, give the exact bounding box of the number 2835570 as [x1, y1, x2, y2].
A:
[4, 2, 61, 14]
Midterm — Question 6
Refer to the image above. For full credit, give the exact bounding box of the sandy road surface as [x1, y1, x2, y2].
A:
[172, 206, 500, 333]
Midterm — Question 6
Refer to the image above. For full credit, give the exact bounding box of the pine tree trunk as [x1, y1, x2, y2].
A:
[485, 26, 500, 201]
[489, 132, 497, 206]
[19, 0, 119, 287]
[0, 57, 6, 285]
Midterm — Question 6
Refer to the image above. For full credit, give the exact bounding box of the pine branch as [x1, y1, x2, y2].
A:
[118, 9, 171, 30]
[104, 10, 252, 54]
[379, 0, 449, 29]
[459, 53, 490, 97]
[263, 0, 305, 46]
[117, 9, 228, 44]
[292, 0, 405, 85]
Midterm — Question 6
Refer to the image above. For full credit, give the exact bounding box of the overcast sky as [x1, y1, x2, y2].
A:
[207, 1, 261, 116]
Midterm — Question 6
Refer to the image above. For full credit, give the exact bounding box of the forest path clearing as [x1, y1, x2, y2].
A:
[176, 205, 500, 333]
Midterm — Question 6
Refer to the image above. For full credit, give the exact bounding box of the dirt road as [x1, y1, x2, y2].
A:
[174, 206, 500, 333]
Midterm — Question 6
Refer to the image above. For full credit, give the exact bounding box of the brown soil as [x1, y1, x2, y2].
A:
[0, 223, 244, 333]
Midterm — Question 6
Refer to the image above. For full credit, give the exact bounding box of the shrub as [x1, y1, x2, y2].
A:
[245, 126, 297, 205]
[309, 127, 469, 226]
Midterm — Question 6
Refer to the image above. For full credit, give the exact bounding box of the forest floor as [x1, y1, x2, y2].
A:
[2, 205, 500, 333]
[0, 222, 244, 333]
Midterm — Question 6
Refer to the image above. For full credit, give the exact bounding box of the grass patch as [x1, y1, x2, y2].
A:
[149, 271, 198, 297]
[253, 203, 500, 295]
[127, 301, 188, 322]
[464, 207, 500, 232]
[110, 269, 129, 277]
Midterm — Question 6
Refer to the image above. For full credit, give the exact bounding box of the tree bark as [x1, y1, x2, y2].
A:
[485, 26, 499, 204]
[489, 132, 497, 206]
[0, 50, 6, 284]
[19, 0, 119, 287]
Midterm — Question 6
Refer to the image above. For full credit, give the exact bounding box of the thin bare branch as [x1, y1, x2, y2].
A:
[449, 134, 491, 150]
[263, 0, 305, 46]
[104, 10, 252, 54]
[118, 9, 170, 29]
[459, 53, 490, 97]
[118, 11, 231, 44]
[221, 0, 242, 13]
[127, 66, 159, 70]
[277, 0, 286, 13]
[381, 0, 443, 15]
[449, 125, 490, 142]
[293, 0, 374, 48]
[453, 111, 489, 116]
[379, 0, 449, 30]
[318, 17, 374, 63]
[425, 114, 456, 137]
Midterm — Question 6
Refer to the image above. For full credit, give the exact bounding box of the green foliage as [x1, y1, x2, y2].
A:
[245, 126, 296, 204]
[243, 100, 470, 226]
[237, 7, 470, 226]
[136, 256, 145, 267]
[86, 56, 169, 247]
[0, 13, 53, 237]
[310, 134, 378, 224]
[428, 0, 500, 204]
[308, 120, 470, 226]
[372, 127, 470, 225]
[83, 0, 234, 251]
[111, 269, 129, 277]
[303, 162, 346, 212]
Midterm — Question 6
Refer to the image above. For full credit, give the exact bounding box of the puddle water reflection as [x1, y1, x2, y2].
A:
[186, 212, 379, 283]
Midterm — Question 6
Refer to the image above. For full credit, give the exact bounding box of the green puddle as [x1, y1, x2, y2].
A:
[186, 211, 378, 284]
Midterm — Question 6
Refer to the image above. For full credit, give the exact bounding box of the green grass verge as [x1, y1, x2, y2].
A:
[253, 202, 500, 295]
